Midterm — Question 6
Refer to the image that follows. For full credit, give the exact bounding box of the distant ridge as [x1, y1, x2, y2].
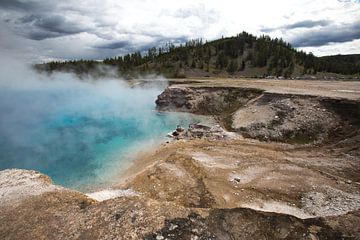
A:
[35, 32, 360, 78]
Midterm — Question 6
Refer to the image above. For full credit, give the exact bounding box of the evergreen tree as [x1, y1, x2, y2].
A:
[216, 52, 229, 69]
[227, 60, 238, 74]
[240, 61, 245, 71]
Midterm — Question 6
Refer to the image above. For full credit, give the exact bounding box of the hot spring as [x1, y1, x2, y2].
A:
[0, 72, 204, 191]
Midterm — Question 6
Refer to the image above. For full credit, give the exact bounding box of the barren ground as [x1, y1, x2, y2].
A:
[168, 78, 360, 100]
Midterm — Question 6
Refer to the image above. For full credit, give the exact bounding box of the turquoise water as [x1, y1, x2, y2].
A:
[0, 80, 202, 190]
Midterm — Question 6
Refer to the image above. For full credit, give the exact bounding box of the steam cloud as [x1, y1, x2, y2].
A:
[0, 57, 191, 190]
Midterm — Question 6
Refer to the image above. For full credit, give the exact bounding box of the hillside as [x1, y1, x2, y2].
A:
[35, 32, 360, 78]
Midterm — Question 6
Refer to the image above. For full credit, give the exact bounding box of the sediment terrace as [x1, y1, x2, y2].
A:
[1, 79, 360, 239]
[157, 79, 360, 144]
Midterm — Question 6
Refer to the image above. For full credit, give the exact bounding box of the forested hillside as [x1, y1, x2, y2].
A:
[35, 32, 360, 78]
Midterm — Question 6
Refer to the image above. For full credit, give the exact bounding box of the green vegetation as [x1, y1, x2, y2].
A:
[35, 32, 360, 78]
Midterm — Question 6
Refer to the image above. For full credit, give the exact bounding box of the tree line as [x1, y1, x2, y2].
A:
[35, 32, 360, 78]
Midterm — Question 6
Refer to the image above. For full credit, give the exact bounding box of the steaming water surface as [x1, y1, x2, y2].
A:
[0, 77, 203, 190]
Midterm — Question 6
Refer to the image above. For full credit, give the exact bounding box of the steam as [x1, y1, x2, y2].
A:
[0, 57, 194, 190]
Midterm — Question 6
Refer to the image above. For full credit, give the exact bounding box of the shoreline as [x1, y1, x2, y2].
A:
[84, 113, 217, 195]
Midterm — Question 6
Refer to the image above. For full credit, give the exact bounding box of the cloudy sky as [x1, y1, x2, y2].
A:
[0, 0, 359, 62]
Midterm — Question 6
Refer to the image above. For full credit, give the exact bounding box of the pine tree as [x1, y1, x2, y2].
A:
[227, 60, 238, 74]
[216, 52, 228, 69]
[240, 61, 245, 71]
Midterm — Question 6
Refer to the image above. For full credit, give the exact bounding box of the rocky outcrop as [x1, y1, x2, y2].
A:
[156, 85, 360, 144]
[145, 209, 360, 240]
[167, 123, 235, 140]
[233, 93, 360, 144]
[0, 169, 190, 239]
[156, 86, 263, 115]
[234, 94, 360, 145]
[0, 169, 64, 207]
[156, 86, 263, 130]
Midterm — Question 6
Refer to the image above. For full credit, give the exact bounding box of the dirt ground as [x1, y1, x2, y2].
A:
[119, 137, 360, 218]
[168, 78, 360, 100]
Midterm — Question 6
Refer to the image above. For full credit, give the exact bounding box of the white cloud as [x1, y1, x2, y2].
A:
[300, 39, 360, 56]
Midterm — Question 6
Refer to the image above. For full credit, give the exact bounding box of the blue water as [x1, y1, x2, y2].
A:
[0, 79, 202, 190]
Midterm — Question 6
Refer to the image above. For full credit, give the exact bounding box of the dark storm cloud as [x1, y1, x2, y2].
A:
[96, 41, 131, 50]
[0, 1, 89, 40]
[27, 31, 64, 41]
[260, 19, 360, 48]
[95, 36, 188, 56]
[261, 20, 331, 32]
[291, 21, 360, 47]
[17, 14, 89, 40]
[284, 20, 331, 29]
[0, 0, 42, 11]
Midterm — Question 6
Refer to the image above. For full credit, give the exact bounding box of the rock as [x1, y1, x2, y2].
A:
[0, 169, 62, 207]
[309, 233, 319, 240]
[169, 223, 178, 231]
[337, 180, 345, 185]
[156, 235, 164, 240]
[192, 228, 200, 234]
[233, 177, 241, 183]
[167, 123, 230, 140]
[156, 86, 262, 114]
[191, 235, 199, 240]
[176, 125, 185, 132]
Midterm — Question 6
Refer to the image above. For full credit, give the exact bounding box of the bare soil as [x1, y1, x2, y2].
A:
[167, 78, 360, 100]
